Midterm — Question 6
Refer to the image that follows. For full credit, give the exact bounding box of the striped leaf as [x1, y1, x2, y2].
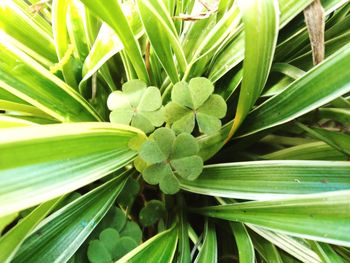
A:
[0, 122, 144, 216]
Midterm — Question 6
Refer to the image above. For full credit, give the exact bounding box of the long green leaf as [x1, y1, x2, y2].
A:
[0, 100, 51, 119]
[80, 23, 123, 94]
[194, 222, 217, 263]
[137, 0, 187, 83]
[219, 198, 321, 262]
[0, 198, 61, 263]
[318, 108, 350, 124]
[12, 0, 52, 34]
[230, 223, 255, 263]
[237, 42, 350, 137]
[309, 240, 345, 263]
[0, 0, 56, 63]
[81, 2, 144, 92]
[0, 115, 38, 128]
[67, 0, 90, 62]
[52, 0, 80, 88]
[13, 173, 127, 263]
[199, 40, 350, 160]
[0, 31, 101, 122]
[79, 0, 149, 83]
[262, 141, 347, 161]
[250, 231, 283, 263]
[208, 0, 312, 83]
[248, 225, 321, 263]
[117, 225, 178, 262]
[194, 190, 350, 247]
[184, 4, 241, 80]
[227, 0, 279, 139]
[0, 213, 18, 236]
[0, 122, 144, 217]
[178, 196, 191, 263]
[180, 161, 350, 200]
[298, 123, 350, 155]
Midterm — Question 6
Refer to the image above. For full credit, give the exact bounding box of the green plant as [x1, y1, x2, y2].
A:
[107, 79, 165, 134]
[137, 127, 203, 194]
[165, 77, 227, 135]
[86, 207, 142, 263]
[1, 0, 350, 262]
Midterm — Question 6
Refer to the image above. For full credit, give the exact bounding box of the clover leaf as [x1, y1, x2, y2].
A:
[116, 177, 140, 207]
[107, 79, 165, 134]
[87, 207, 141, 263]
[165, 77, 227, 135]
[139, 200, 166, 227]
[87, 228, 138, 263]
[137, 127, 203, 194]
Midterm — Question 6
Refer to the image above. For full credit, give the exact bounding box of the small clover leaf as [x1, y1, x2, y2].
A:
[99, 228, 120, 258]
[120, 221, 142, 243]
[139, 200, 166, 227]
[165, 77, 227, 135]
[117, 177, 140, 207]
[87, 239, 112, 263]
[107, 79, 165, 133]
[87, 228, 138, 263]
[87, 207, 141, 263]
[137, 127, 203, 194]
[113, 237, 138, 260]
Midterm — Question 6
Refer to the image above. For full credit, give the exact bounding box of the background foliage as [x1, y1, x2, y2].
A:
[0, 0, 350, 262]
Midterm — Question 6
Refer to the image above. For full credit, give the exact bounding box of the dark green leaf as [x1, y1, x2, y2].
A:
[117, 226, 178, 262]
[139, 200, 166, 227]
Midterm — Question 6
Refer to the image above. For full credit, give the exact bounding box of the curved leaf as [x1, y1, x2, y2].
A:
[0, 0, 56, 63]
[230, 223, 255, 263]
[13, 173, 128, 263]
[52, 0, 80, 88]
[194, 190, 350, 247]
[199, 41, 350, 160]
[237, 42, 350, 137]
[298, 123, 350, 155]
[194, 222, 217, 263]
[227, 0, 279, 139]
[0, 198, 61, 263]
[137, 0, 187, 83]
[251, 231, 283, 263]
[117, 225, 178, 262]
[180, 161, 350, 200]
[79, 0, 149, 83]
[0, 213, 18, 235]
[0, 32, 101, 122]
[0, 115, 38, 128]
[0, 122, 144, 216]
[248, 225, 321, 263]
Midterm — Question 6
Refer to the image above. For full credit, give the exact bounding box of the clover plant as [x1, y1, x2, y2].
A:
[87, 207, 142, 263]
[108, 77, 226, 195]
[3, 1, 350, 262]
[107, 80, 165, 134]
[116, 177, 140, 208]
[139, 200, 166, 227]
[107, 77, 225, 195]
[135, 127, 203, 194]
[165, 77, 227, 135]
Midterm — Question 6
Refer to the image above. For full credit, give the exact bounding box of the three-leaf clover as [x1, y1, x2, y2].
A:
[136, 127, 203, 194]
[165, 77, 227, 135]
[87, 207, 142, 263]
[107, 80, 165, 134]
